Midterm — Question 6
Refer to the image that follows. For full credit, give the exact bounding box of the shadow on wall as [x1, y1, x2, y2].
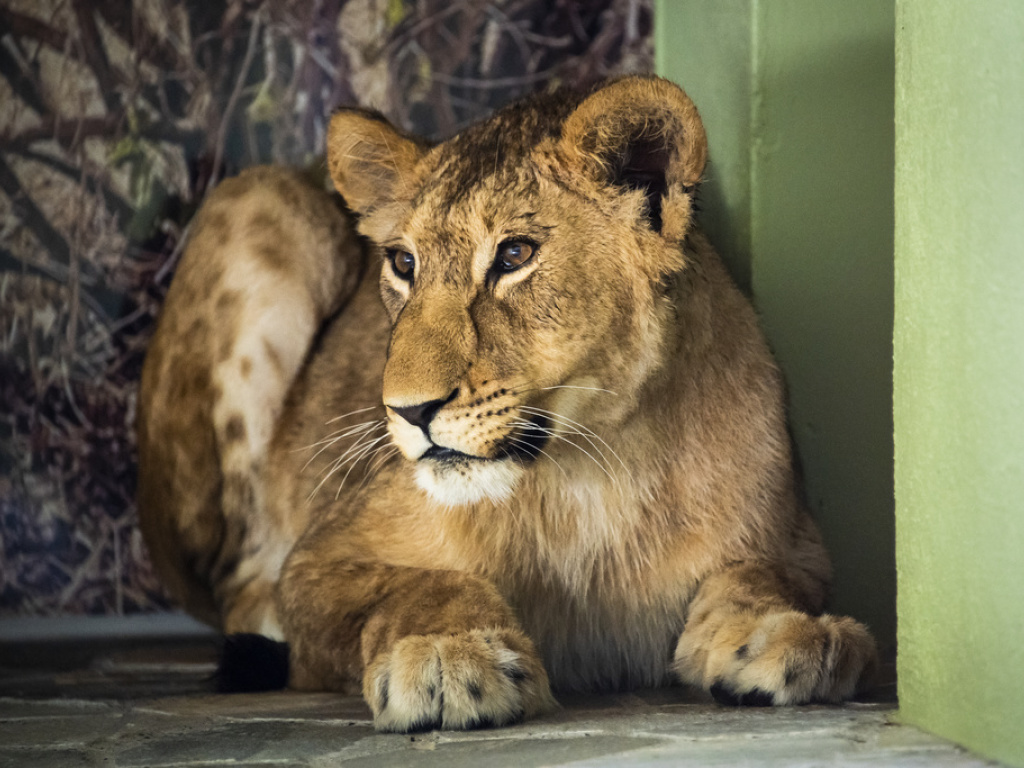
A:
[750, 25, 895, 652]
[658, 0, 895, 650]
[0, 0, 652, 616]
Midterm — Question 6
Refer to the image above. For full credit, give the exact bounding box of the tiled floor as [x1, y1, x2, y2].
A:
[0, 634, 999, 767]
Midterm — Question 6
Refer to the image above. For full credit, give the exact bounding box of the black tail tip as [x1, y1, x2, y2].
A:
[214, 633, 290, 693]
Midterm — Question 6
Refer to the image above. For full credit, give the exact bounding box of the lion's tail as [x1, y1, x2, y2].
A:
[214, 633, 291, 693]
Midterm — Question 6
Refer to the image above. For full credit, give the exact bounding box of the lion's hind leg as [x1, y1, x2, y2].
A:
[673, 563, 878, 705]
[138, 167, 366, 636]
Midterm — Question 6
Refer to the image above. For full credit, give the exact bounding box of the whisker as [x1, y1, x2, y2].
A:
[540, 385, 618, 396]
[299, 421, 387, 468]
[334, 433, 394, 499]
[300, 425, 387, 475]
[308, 419, 385, 449]
[551, 433, 619, 486]
[510, 382, 619, 399]
[325, 405, 380, 425]
[357, 446, 402, 493]
[505, 435, 568, 479]
[307, 430, 390, 503]
[295, 421, 382, 462]
[518, 406, 629, 474]
[331, 430, 392, 474]
[501, 381, 627, 472]
[511, 419, 619, 487]
[325, 429, 386, 471]
[368, 445, 400, 474]
[524, 406, 625, 463]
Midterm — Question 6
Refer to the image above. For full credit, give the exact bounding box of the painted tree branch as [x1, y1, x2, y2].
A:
[72, 3, 122, 114]
[13, 147, 134, 228]
[0, 37, 49, 116]
[0, 115, 203, 153]
[0, 152, 72, 268]
[0, 246, 119, 321]
[0, 6, 69, 52]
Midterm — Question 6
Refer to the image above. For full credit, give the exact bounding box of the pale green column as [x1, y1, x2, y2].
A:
[658, 1, 896, 649]
[895, 2, 1024, 765]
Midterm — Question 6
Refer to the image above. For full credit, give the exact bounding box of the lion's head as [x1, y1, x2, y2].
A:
[326, 76, 707, 506]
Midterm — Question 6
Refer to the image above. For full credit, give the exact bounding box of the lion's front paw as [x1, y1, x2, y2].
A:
[363, 628, 556, 732]
[674, 611, 878, 706]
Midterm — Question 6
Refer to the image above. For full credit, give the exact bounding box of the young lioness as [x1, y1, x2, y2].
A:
[138, 76, 877, 731]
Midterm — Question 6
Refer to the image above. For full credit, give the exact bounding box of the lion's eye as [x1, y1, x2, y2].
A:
[386, 249, 415, 281]
[493, 240, 536, 274]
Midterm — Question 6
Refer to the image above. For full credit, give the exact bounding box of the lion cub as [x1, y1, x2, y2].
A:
[138, 76, 877, 731]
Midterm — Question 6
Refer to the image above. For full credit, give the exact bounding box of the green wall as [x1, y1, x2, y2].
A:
[895, 2, 1024, 765]
[657, 1, 896, 650]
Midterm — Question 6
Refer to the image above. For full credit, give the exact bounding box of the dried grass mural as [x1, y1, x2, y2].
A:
[0, 0, 652, 616]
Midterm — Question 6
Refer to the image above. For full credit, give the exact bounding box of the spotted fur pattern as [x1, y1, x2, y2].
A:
[138, 166, 363, 636]
[138, 76, 877, 732]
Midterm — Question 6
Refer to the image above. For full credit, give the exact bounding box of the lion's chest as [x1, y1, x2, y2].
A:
[509, 580, 687, 691]
[482, 483, 695, 691]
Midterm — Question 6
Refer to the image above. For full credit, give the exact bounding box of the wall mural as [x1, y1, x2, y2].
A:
[0, 0, 652, 615]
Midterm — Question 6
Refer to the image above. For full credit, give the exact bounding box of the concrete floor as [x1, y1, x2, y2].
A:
[0, 635, 1000, 768]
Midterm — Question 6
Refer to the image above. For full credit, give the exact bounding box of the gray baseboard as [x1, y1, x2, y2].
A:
[0, 612, 215, 642]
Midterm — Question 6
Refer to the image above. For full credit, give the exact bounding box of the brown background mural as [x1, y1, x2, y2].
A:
[0, 0, 652, 616]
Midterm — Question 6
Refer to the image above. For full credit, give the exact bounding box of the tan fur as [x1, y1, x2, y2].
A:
[138, 76, 877, 732]
[138, 166, 364, 637]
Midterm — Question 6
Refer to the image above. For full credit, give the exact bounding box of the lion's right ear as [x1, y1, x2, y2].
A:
[326, 109, 427, 215]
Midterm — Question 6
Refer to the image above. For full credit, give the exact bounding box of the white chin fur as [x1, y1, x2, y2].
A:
[415, 458, 522, 507]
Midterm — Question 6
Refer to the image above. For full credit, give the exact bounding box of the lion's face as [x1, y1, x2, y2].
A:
[375, 163, 662, 505]
[327, 78, 707, 505]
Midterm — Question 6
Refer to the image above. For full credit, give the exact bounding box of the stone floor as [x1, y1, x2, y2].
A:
[0, 632, 1001, 768]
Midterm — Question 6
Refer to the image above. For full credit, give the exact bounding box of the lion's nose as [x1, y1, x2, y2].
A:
[389, 389, 458, 433]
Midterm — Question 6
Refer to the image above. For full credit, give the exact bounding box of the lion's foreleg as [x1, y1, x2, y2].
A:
[278, 553, 556, 732]
[673, 563, 877, 705]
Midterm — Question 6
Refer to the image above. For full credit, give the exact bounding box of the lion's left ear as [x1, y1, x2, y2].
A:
[559, 76, 707, 242]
